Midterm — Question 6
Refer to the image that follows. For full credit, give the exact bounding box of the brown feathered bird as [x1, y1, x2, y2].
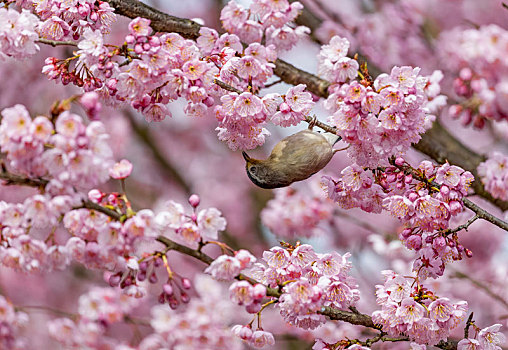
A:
[242, 129, 340, 189]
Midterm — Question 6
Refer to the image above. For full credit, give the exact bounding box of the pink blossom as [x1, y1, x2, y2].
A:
[109, 159, 133, 179]
[478, 324, 506, 349]
[229, 281, 254, 305]
[234, 92, 263, 117]
[197, 207, 227, 240]
[128, 17, 151, 37]
[250, 330, 275, 348]
[204, 255, 242, 281]
[285, 84, 314, 114]
[457, 338, 481, 350]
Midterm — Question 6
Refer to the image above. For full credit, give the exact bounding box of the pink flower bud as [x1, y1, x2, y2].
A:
[400, 228, 412, 240]
[245, 301, 262, 314]
[181, 278, 192, 290]
[395, 157, 405, 166]
[408, 192, 418, 202]
[149, 272, 158, 284]
[163, 283, 173, 295]
[180, 292, 190, 303]
[188, 194, 200, 207]
[108, 273, 121, 287]
[125, 34, 135, 44]
[137, 271, 146, 282]
[250, 330, 275, 347]
[459, 67, 472, 80]
[88, 189, 103, 203]
[232, 325, 253, 340]
[406, 235, 422, 250]
[252, 284, 266, 300]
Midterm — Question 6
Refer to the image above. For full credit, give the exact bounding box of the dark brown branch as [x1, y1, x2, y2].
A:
[103, 0, 508, 212]
[0, 170, 48, 188]
[0, 169, 123, 220]
[77, 200, 122, 221]
[105, 0, 201, 39]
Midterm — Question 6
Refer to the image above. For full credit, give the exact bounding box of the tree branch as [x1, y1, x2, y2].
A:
[0, 169, 123, 220]
[0, 169, 48, 188]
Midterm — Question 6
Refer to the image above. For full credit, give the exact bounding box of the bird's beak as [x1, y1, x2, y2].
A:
[242, 151, 251, 162]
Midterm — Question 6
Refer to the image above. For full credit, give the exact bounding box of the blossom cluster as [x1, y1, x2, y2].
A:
[439, 24, 508, 127]
[216, 82, 315, 150]
[220, 0, 309, 51]
[204, 249, 257, 281]
[382, 160, 473, 232]
[321, 164, 386, 214]
[0, 104, 113, 188]
[155, 194, 227, 249]
[0, 104, 115, 273]
[0, 295, 28, 350]
[477, 152, 508, 201]
[206, 243, 360, 346]
[261, 186, 334, 239]
[20, 0, 116, 41]
[0, 8, 40, 60]
[458, 323, 506, 350]
[63, 207, 157, 278]
[43, 15, 299, 150]
[323, 159, 474, 279]
[317, 36, 359, 83]
[254, 244, 359, 331]
[321, 36, 443, 167]
[372, 270, 468, 345]
[139, 275, 243, 350]
[48, 287, 139, 348]
[48, 279, 241, 349]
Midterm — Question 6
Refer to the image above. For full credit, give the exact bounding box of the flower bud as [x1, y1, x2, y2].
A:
[188, 194, 200, 208]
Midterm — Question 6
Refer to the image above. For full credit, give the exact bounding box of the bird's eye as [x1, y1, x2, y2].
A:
[249, 166, 257, 175]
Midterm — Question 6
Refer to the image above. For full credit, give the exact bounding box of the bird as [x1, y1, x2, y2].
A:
[242, 127, 341, 189]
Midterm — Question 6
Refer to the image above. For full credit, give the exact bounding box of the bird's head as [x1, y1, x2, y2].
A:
[242, 151, 278, 189]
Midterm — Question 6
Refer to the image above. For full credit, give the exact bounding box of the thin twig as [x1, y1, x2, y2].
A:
[442, 214, 479, 236]
[462, 198, 508, 232]
[263, 79, 283, 88]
